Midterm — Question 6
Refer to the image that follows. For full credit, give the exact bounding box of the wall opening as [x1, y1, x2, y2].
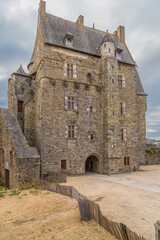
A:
[85, 155, 99, 173]
[5, 169, 9, 188]
[0, 149, 4, 181]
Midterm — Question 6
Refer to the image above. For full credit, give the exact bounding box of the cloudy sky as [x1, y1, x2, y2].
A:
[0, 0, 160, 139]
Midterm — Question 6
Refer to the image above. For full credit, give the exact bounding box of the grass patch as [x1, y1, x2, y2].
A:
[18, 183, 39, 191]
[10, 189, 21, 196]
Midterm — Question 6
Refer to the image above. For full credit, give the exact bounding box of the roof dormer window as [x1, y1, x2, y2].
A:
[116, 47, 123, 60]
[65, 32, 74, 48]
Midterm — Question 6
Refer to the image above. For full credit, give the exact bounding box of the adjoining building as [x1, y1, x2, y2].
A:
[0, 1, 147, 188]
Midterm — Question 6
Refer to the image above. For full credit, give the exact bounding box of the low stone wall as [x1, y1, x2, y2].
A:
[40, 179, 148, 240]
[145, 150, 160, 165]
[0, 108, 40, 188]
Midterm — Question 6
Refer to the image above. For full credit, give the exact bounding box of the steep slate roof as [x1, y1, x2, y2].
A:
[135, 69, 147, 95]
[38, 13, 146, 95]
[41, 14, 134, 65]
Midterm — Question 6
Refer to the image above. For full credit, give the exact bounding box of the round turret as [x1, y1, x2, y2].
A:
[99, 34, 115, 59]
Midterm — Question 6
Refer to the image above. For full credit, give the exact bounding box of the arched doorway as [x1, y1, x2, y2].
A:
[85, 155, 99, 173]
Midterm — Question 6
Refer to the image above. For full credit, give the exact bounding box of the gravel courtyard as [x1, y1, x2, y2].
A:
[0, 189, 116, 240]
[65, 165, 160, 240]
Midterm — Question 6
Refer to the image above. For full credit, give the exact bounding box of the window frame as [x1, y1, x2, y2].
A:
[87, 73, 92, 84]
[67, 64, 73, 78]
[68, 125, 75, 139]
[124, 157, 130, 166]
[61, 159, 67, 170]
[67, 97, 74, 110]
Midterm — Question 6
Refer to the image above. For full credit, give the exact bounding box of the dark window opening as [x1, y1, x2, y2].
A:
[120, 103, 123, 115]
[109, 48, 111, 52]
[104, 43, 106, 48]
[67, 64, 73, 78]
[61, 160, 66, 170]
[121, 129, 124, 141]
[118, 75, 123, 87]
[90, 106, 93, 113]
[124, 157, 130, 166]
[113, 111, 115, 116]
[112, 79, 114, 84]
[18, 100, 23, 112]
[91, 134, 94, 141]
[68, 125, 75, 139]
[87, 73, 92, 84]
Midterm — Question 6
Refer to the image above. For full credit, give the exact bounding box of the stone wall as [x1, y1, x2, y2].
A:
[144, 149, 160, 165]
[0, 108, 40, 188]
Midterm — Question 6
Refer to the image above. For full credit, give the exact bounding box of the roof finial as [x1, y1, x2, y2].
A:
[93, 23, 95, 29]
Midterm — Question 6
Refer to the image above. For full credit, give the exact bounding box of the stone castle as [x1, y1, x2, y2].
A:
[0, 1, 147, 188]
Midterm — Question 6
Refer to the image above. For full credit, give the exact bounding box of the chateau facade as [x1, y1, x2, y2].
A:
[0, 1, 147, 187]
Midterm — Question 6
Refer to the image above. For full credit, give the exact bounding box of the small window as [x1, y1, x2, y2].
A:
[120, 102, 126, 115]
[109, 48, 111, 53]
[112, 79, 114, 84]
[104, 43, 106, 48]
[120, 103, 123, 115]
[87, 73, 92, 84]
[66, 38, 73, 47]
[67, 64, 73, 78]
[111, 65, 114, 70]
[124, 157, 130, 166]
[67, 97, 74, 110]
[68, 125, 75, 139]
[118, 75, 125, 87]
[121, 129, 124, 141]
[61, 160, 67, 170]
[18, 100, 23, 112]
[121, 129, 126, 141]
[91, 134, 94, 141]
[113, 111, 115, 116]
[90, 106, 93, 113]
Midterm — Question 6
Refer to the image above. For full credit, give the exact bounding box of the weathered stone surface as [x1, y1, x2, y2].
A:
[0, 1, 147, 185]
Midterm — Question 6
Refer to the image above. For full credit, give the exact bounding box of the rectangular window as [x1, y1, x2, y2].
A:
[121, 129, 124, 141]
[18, 100, 23, 112]
[90, 106, 93, 113]
[120, 103, 123, 115]
[67, 97, 74, 110]
[118, 75, 123, 87]
[91, 134, 94, 141]
[61, 160, 66, 170]
[68, 125, 75, 139]
[67, 64, 73, 78]
[124, 157, 130, 166]
[121, 128, 126, 141]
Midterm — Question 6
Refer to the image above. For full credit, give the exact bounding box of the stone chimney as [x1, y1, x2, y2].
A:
[39, 0, 46, 18]
[76, 15, 84, 30]
[117, 25, 125, 43]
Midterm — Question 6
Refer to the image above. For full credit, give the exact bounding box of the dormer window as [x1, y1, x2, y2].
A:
[65, 32, 74, 48]
[116, 47, 123, 60]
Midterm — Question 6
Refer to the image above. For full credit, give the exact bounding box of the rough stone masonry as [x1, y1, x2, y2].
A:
[0, 0, 147, 187]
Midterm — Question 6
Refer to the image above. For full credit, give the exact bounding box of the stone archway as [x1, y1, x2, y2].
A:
[85, 155, 99, 173]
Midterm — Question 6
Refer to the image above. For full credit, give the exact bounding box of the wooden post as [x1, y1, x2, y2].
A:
[155, 221, 160, 240]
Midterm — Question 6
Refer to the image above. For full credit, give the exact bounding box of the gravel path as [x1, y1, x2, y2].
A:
[0, 189, 117, 240]
[65, 165, 160, 240]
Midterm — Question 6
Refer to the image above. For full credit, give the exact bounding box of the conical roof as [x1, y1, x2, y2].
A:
[101, 33, 114, 44]
[16, 64, 26, 75]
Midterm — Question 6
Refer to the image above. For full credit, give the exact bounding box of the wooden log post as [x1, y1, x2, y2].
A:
[155, 221, 160, 240]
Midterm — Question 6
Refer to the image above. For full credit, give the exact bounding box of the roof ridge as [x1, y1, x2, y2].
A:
[46, 13, 115, 36]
